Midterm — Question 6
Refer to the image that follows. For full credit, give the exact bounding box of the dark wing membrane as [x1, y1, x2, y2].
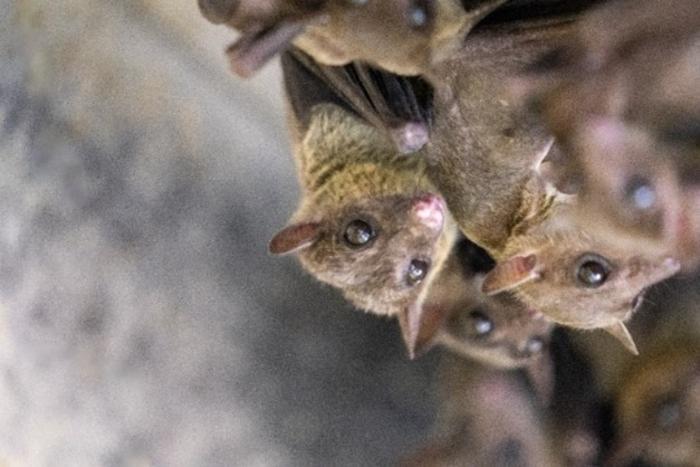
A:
[473, 0, 603, 28]
[281, 48, 433, 154]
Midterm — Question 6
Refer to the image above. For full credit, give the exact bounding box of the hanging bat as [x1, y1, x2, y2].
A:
[421, 15, 680, 353]
[269, 49, 457, 353]
[198, 0, 508, 77]
[408, 237, 555, 401]
[513, 0, 700, 271]
[401, 353, 561, 466]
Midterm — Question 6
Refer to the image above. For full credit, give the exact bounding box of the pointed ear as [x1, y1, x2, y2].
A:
[398, 304, 421, 360]
[398, 300, 448, 360]
[226, 19, 308, 78]
[604, 321, 639, 355]
[399, 302, 451, 360]
[268, 222, 321, 255]
[481, 254, 540, 295]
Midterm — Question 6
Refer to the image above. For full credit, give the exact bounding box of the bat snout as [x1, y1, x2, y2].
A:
[411, 194, 445, 232]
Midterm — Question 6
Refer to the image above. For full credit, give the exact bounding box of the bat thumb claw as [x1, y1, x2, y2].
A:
[390, 122, 430, 155]
[604, 321, 639, 355]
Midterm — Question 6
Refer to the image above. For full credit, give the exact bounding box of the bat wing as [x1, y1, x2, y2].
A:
[281, 47, 433, 154]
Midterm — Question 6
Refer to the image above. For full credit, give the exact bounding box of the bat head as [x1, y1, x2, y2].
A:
[270, 191, 456, 323]
[570, 118, 700, 271]
[411, 239, 553, 368]
[482, 230, 681, 346]
[293, 0, 500, 75]
[609, 344, 700, 466]
[403, 356, 557, 467]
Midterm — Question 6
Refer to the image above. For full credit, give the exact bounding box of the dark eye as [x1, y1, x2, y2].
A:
[343, 220, 375, 247]
[406, 259, 430, 285]
[575, 254, 612, 288]
[525, 337, 545, 355]
[655, 398, 681, 431]
[624, 176, 656, 211]
[469, 310, 493, 336]
[409, 6, 428, 28]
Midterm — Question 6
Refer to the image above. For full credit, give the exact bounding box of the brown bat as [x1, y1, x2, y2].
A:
[270, 50, 457, 352]
[568, 279, 700, 465]
[401, 354, 561, 467]
[515, 0, 700, 271]
[609, 343, 700, 466]
[197, 0, 508, 77]
[547, 329, 604, 467]
[411, 237, 555, 400]
[422, 18, 680, 353]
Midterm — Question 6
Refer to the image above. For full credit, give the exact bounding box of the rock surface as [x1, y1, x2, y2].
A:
[0, 1, 437, 465]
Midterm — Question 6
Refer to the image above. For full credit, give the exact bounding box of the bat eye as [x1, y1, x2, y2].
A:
[525, 337, 545, 355]
[406, 259, 430, 285]
[624, 176, 656, 211]
[409, 6, 428, 27]
[575, 254, 611, 288]
[407, 0, 432, 29]
[655, 398, 681, 431]
[343, 219, 376, 248]
[469, 310, 493, 336]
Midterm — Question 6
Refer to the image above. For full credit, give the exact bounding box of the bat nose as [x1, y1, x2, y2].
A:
[411, 194, 445, 231]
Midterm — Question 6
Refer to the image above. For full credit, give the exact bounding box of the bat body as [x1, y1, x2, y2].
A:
[402, 354, 560, 467]
[414, 237, 554, 400]
[567, 280, 700, 465]
[610, 343, 700, 466]
[199, 0, 508, 77]
[423, 19, 680, 350]
[518, 0, 700, 271]
[270, 50, 457, 351]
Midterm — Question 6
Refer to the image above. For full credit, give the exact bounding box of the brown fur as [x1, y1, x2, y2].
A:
[401, 354, 560, 467]
[610, 343, 700, 466]
[517, 0, 700, 271]
[418, 241, 553, 370]
[501, 226, 680, 330]
[424, 21, 680, 338]
[272, 104, 457, 319]
[569, 281, 700, 465]
[293, 0, 507, 76]
[199, 0, 508, 76]
[426, 24, 566, 254]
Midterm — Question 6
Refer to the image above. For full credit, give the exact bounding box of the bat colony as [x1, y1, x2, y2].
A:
[200, 0, 699, 464]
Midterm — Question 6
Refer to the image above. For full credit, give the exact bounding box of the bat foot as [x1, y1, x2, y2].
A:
[390, 122, 430, 155]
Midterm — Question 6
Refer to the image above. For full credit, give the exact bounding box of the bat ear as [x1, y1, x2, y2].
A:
[604, 321, 639, 355]
[227, 20, 308, 77]
[398, 300, 448, 360]
[268, 222, 321, 255]
[398, 302, 451, 360]
[481, 254, 540, 295]
[198, 0, 238, 24]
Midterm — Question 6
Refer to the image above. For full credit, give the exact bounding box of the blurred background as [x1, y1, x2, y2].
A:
[0, 1, 440, 465]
